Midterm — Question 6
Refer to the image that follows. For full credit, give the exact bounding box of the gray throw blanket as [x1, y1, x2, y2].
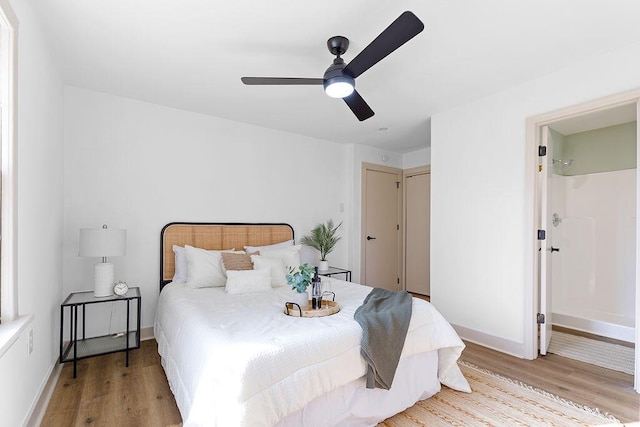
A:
[354, 287, 412, 390]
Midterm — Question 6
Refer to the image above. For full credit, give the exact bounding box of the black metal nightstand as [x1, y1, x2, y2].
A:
[59, 287, 141, 378]
[318, 266, 351, 282]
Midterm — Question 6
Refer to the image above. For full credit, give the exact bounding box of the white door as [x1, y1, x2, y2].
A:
[405, 171, 430, 295]
[362, 164, 401, 291]
[636, 100, 640, 391]
[539, 125, 554, 355]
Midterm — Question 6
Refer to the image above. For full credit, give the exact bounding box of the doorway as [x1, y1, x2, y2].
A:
[361, 162, 402, 291]
[528, 90, 640, 391]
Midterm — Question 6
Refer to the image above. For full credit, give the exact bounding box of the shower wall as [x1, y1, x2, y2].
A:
[551, 169, 636, 341]
[561, 122, 636, 176]
[550, 122, 637, 342]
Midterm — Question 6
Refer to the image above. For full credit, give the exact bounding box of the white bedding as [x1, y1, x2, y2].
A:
[155, 279, 469, 426]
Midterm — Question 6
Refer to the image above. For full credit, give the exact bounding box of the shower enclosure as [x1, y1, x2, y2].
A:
[549, 123, 636, 342]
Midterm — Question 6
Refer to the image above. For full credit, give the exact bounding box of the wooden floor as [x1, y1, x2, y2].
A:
[42, 338, 640, 426]
[42, 340, 182, 427]
[460, 341, 639, 423]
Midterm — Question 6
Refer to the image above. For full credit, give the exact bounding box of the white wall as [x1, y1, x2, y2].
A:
[63, 87, 350, 333]
[403, 146, 431, 170]
[431, 41, 640, 356]
[552, 170, 636, 339]
[0, 0, 64, 425]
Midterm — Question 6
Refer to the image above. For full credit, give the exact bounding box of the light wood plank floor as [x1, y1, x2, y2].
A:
[42, 340, 182, 427]
[43, 338, 640, 426]
[460, 341, 639, 423]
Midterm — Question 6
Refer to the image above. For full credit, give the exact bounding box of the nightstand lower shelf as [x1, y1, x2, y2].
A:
[60, 331, 140, 362]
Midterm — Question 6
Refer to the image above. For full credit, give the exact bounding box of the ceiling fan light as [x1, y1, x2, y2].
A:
[324, 76, 355, 98]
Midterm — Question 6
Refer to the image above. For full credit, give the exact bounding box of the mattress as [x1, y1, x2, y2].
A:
[155, 279, 469, 426]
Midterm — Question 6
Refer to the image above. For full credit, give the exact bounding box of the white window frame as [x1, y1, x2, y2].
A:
[0, 0, 18, 323]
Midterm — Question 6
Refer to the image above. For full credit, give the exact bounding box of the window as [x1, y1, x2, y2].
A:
[0, 0, 17, 323]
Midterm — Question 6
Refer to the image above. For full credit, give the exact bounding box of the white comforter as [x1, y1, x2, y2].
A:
[155, 280, 469, 426]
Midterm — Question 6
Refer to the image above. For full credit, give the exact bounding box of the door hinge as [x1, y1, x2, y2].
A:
[396, 182, 400, 189]
[538, 146, 547, 156]
[537, 230, 546, 240]
[397, 224, 399, 231]
[537, 313, 545, 324]
[397, 278, 400, 284]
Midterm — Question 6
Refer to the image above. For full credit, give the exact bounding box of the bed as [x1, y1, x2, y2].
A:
[154, 222, 470, 426]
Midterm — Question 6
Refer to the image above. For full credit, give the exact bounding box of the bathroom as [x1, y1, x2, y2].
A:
[548, 110, 636, 343]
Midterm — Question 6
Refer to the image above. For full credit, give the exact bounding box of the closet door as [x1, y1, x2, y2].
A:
[405, 170, 430, 295]
[362, 164, 402, 291]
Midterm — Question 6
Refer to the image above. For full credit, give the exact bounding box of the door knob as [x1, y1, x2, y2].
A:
[550, 246, 560, 253]
[367, 235, 376, 241]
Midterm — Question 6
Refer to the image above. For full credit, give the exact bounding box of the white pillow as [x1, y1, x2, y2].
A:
[251, 255, 288, 287]
[260, 245, 302, 270]
[225, 268, 272, 295]
[185, 245, 232, 288]
[244, 239, 294, 254]
[172, 245, 188, 283]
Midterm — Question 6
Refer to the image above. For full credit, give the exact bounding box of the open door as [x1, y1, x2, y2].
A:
[405, 168, 430, 295]
[539, 125, 554, 355]
[636, 100, 640, 391]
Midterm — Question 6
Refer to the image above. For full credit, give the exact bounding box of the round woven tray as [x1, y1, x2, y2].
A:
[284, 300, 340, 317]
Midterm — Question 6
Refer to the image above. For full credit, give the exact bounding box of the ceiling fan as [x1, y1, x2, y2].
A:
[241, 11, 424, 122]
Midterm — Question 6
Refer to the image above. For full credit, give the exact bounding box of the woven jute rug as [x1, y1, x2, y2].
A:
[379, 361, 620, 426]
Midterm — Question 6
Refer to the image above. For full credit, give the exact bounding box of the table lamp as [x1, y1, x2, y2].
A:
[79, 224, 126, 297]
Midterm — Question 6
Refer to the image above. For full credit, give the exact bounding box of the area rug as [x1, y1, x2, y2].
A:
[379, 361, 620, 426]
[548, 331, 634, 375]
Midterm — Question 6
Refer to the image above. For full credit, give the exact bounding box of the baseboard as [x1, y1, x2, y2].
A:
[141, 326, 154, 341]
[452, 323, 528, 360]
[25, 359, 62, 427]
[553, 312, 634, 343]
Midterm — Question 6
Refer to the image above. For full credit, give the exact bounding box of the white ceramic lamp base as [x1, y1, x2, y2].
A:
[94, 262, 114, 297]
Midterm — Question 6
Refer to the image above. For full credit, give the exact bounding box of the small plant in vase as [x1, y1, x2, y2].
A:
[300, 219, 342, 271]
[286, 263, 315, 307]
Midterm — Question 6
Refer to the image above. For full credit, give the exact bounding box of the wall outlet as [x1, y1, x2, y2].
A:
[28, 329, 33, 355]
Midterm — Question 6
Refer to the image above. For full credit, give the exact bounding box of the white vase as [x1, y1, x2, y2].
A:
[289, 289, 309, 309]
[318, 260, 329, 271]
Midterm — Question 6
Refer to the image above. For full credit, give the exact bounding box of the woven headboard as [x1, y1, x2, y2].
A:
[160, 222, 294, 290]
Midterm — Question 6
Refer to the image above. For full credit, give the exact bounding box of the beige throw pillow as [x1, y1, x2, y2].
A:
[221, 252, 254, 271]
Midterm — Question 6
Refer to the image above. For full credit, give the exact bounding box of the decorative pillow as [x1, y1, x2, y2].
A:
[221, 252, 253, 271]
[185, 245, 233, 288]
[172, 245, 188, 283]
[260, 245, 302, 270]
[225, 268, 272, 295]
[251, 254, 288, 287]
[244, 239, 294, 254]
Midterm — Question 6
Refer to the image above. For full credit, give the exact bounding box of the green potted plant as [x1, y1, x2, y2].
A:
[286, 263, 315, 307]
[300, 219, 342, 271]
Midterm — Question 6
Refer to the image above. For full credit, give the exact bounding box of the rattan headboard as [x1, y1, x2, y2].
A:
[160, 222, 294, 290]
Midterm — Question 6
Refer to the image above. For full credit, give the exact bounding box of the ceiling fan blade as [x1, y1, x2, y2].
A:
[241, 77, 323, 85]
[343, 90, 375, 121]
[343, 11, 424, 79]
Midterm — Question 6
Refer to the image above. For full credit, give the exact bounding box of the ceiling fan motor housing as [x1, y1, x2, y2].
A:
[323, 57, 355, 98]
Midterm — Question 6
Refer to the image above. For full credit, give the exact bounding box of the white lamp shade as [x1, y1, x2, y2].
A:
[79, 227, 126, 257]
